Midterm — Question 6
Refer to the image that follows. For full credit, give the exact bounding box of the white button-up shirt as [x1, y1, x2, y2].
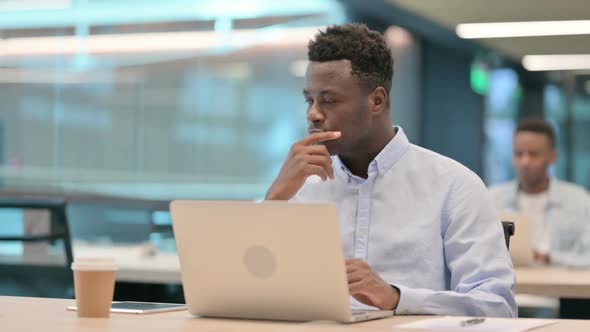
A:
[292, 127, 516, 317]
[490, 178, 590, 267]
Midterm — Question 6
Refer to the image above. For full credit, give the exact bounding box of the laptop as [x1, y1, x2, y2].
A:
[500, 212, 534, 266]
[170, 200, 393, 323]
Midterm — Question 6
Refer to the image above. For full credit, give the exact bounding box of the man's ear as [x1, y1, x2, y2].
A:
[369, 86, 388, 115]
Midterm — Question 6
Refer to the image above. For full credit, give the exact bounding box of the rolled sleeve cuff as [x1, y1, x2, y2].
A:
[394, 284, 429, 315]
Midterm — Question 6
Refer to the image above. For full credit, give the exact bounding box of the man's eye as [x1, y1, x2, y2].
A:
[324, 99, 336, 104]
[305, 99, 314, 106]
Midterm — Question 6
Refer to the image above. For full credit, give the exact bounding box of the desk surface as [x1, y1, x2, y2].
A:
[3, 296, 590, 332]
[515, 266, 590, 299]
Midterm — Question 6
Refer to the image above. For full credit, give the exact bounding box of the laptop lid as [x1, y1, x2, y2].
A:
[500, 212, 534, 266]
[170, 200, 353, 322]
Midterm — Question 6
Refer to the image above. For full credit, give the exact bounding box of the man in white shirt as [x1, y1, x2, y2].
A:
[266, 23, 516, 317]
[489, 118, 590, 267]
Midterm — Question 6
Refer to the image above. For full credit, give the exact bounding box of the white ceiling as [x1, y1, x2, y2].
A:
[389, 0, 590, 61]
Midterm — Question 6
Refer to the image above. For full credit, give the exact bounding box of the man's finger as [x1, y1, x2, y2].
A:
[346, 258, 364, 265]
[348, 280, 368, 295]
[299, 131, 341, 146]
[304, 144, 331, 157]
[303, 155, 334, 179]
[303, 146, 333, 179]
[346, 264, 359, 274]
[347, 270, 365, 284]
[304, 164, 329, 181]
[345, 259, 364, 272]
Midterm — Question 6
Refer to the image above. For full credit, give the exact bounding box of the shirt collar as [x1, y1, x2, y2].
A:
[507, 177, 562, 208]
[334, 126, 410, 180]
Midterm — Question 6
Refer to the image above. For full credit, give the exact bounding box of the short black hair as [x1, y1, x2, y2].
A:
[516, 117, 556, 148]
[307, 23, 394, 93]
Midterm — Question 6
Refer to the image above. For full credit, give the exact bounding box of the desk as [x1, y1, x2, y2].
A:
[515, 266, 590, 299]
[74, 243, 180, 284]
[515, 267, 590, 319]
[1, 296, 590, 332]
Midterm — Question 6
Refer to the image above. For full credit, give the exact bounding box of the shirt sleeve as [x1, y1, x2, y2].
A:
[288, 176, 323, 203]
[394, 170, 517, 317]
[551, 192, 590, 267]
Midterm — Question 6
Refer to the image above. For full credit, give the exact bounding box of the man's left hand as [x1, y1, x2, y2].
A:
[346, 259, 400, 310]
[533, 251, 551, 264]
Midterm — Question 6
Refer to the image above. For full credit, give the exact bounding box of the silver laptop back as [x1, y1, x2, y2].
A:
[171, 200, 355, 322]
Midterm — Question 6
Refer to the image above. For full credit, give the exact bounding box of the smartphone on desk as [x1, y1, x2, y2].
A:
[67, 301, 187, 314]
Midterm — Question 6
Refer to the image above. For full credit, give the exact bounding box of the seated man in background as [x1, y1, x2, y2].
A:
[489, 118, 590, 267]
[266, 23, 516, 317]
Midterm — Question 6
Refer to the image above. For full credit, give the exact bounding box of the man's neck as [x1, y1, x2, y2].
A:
[339, 126, 396, 179]
[519, 176, 550, 194]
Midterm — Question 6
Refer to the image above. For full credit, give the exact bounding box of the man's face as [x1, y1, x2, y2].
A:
[303, 60, 371, 155]
[513, 131, 556, 187]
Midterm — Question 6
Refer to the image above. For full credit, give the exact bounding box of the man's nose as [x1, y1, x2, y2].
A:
[517, 154, 531, 167]
[307, 102, 324, 122]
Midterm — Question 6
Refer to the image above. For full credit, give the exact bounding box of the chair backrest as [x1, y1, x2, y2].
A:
[501, 221, 515, 249]
[0, 197, 74, 298]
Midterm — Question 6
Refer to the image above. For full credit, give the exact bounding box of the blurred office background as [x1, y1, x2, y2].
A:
[0, 0, 589, 305]
[0, 0, 589, 200]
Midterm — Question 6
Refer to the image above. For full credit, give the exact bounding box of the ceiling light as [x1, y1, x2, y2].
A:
[522, 55, 590, 71]
[0, 0, 70, 12]
[0, 27, 321, 58]
[0, 68, 140, 84]
[384, 26, 413, 48]
[456, 20, 590, 39]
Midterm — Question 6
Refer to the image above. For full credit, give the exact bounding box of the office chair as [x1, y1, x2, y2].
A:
[501, 221, 515, 250]
[0, 197, 74, 298]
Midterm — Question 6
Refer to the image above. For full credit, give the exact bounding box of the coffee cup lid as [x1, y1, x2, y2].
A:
[71, 257, 117, 271]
